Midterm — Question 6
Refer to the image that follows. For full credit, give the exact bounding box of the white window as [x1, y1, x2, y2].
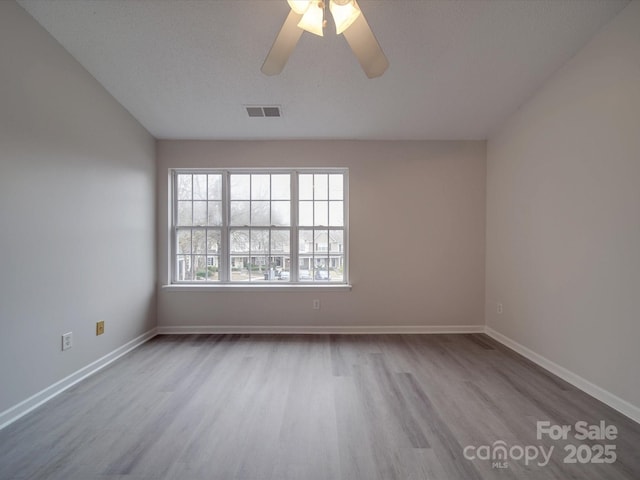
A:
[172, 169, 348, 284]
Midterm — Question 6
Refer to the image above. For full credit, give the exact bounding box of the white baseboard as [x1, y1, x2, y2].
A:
[0, 328, 157, 431]
[157, 324, 485, 335]
[484, 326, 640, 425]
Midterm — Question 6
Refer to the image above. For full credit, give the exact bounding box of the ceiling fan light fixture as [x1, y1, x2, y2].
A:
[287, 0, 311, 15]
[262, 0, 388, 78]
[329, 0, 361, 35]
[297, 0, 325, 36]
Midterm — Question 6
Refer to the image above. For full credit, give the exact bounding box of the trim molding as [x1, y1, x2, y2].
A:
[484, 326, 640, 424]
[0, 328, 157, 431]
[157, 325, 485, 335]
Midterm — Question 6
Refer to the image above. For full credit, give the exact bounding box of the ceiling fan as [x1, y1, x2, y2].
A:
[262, 0, 389, 79]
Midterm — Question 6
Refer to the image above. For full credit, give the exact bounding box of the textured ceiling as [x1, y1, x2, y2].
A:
[18, 0, 629, 140]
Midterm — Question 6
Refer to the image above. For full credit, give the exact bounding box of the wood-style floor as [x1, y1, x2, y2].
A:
[1, 334, 638, 480]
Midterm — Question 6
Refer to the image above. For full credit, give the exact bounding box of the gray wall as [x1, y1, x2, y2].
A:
[157, 140, 486, 329]
[486, 1, 640, 409]
[0, 1, 156, 412]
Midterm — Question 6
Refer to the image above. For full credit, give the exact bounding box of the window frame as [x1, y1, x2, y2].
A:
[170, 168, 349, 286]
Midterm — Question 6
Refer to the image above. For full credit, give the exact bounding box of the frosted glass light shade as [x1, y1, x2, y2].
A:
[298, 1, 324, 36]
[329, 0, 361, 34]
[287, 0, 311, 14]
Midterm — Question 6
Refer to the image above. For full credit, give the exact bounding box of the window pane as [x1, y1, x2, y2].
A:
[298, 257, 312, 281]
[314, 257, 329, 281]
[299, 230, 313, 254]
[193, 255, 207, 281]
[208, 174, 222, 200]
[230, 174, 250, 199]
[177, 255, 192, 280]
[299, 174, 313, 200]
[314, 201, 328, 226]
[299, 230, 313, 281]
[329, 231, 344, 281]
[251, 230, 269, 254]
[192, 229, 206, 254]
[251, 201, 270, 225]
[329, 255, 344, 281]
[251, 174, 270, 200]
[249, 256, 269, 282]
[231, 256, 250, 282]
[329, 174, 343, 200]
[329, 201, 343, 226]
[271, 201, 290, 226]
[177, 174, 192, 200]
[207, 230, 221, 254]
[193, 201, 207, 226]
[177, 201, 192, 226]
[264, 255, 286, 282]
[314, 174, 328, 200]
[314, 230, 329, 253]
[206, 256, 219, 281]
[208, 201, 222, 226]
[231, 229, 249, 254]
[329, 230, 344, 252]
[272, 174, 290, 200]
[271, 230, 290, 254]
[299, 201, 313, 226]
[177, 229, 191, 254]
[230, 201, 250, 225]
[274, 256, 291, 281]
[193, 175, 207, 200]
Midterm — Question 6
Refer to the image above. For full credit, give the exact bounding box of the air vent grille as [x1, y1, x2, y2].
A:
[245, 105, 281, 118]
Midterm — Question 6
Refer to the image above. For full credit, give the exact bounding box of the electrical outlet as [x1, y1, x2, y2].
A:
[62, 332, 72, 351]
[96, 321, 105, 336]
[313, 299, 320, 310]
[497, 303, 503, 314]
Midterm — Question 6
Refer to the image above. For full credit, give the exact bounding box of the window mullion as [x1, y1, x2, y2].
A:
[171, 171, 177, 283]
[268, 229, 272, 280]
[190, 174, 195, 226]
[291, 172, 299, 283]
[221, 171, 230, 282]
[268, 175, 272, 280]
[343, 171, 349, 284]
[312, 174, 316, 281]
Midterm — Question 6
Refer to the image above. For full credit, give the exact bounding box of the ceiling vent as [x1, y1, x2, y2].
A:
[245, 105, 281, 118]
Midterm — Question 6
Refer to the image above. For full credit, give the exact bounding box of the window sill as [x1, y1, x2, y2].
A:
[161, 284, 352, 293]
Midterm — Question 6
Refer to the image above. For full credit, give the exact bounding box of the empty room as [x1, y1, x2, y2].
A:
[1, 0, 639, 479]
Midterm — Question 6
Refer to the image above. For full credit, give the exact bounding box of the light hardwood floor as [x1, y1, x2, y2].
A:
[1, 334, 638, 480]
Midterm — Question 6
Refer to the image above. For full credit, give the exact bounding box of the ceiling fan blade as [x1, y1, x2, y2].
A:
[342, 13, 389, 79]
[261, 10, 304, 76]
